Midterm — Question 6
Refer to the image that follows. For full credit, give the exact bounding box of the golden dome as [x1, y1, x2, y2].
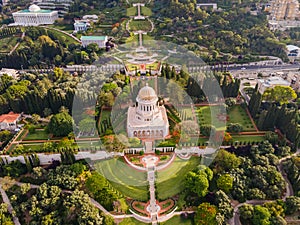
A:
[137, 84, 158, 101]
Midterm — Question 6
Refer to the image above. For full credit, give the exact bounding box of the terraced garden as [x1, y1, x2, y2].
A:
[125, 61, 160, 72]
[196, 105, 226, 131]
[227, 105, 256, 131]
[23, 129, 50, 140]
[156, 156, 201, 200]
[197, 104, 256, 132]
[141, 6, 152, 16]
[94, 158, 149, 201]
[0, 36, 19, 53]
[127, 7, 137, 16]
[129, 20, 152, 31]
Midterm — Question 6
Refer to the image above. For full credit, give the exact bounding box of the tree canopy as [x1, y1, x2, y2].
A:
[263, 86, 297, 105]
[47, 112, 74, 137]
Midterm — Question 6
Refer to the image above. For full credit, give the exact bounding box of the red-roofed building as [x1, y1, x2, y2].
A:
[0, 112, 21, 131]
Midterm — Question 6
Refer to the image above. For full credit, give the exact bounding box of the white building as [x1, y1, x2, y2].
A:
[33, 0, 73, 17]
[82, 14, 98, 22]
[0, 112, 21, 131]
[74, 20, 90, 32]
[257, 76, 290, 94]
[12, 4, 58, 26]
[286, 44, 300, 61]
[80, 36, 108, 48]
[196, 3, 218, 11]
[127, 84, 169, 139]
[0, 68, 19, 80]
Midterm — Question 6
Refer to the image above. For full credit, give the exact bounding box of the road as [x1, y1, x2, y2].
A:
[1, 151, 123, 165]
[228, 64, 300, 77]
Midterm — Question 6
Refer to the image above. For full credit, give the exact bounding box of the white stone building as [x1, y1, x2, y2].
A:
[80, 36, 108, 48]
[127, 84, 169, 139]
[257, 76, 291, 94]
[74, 20, 90, 32]
[12, 4, 58, 26]
[82, 14, 98, 22]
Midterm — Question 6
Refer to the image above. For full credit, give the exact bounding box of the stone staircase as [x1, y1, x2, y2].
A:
[145, 141, 153, 153]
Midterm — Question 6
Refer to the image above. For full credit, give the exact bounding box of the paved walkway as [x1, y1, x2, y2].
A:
[133, 3, 145, 20]
[41, 26, 81, 43]
[9, 32, 25, 55]
[147, 166, 159, 224]
[0, 184, 21, 225]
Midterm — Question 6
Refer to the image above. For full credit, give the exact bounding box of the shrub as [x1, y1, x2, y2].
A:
[227, 123, 243, 133]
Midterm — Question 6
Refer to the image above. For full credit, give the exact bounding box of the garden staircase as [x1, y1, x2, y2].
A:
[145, 141, 153, 153]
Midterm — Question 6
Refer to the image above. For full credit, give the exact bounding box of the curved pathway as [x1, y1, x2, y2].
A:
[10, 179, 133, 221]
[0, 184, 21, 225]
[40, 26, 81, 43]
[229, 148, 300, 225]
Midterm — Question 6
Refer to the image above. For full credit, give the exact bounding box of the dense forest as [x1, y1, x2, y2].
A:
[152, 0, 288, 61]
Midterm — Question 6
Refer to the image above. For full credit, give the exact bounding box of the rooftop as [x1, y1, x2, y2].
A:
[137, 84, 158, 102]
[18, 9, 53, 13]
[74, 20, 89, 25]
[80, 36, 107, 41]
[287, 44, 300, 52]
[259, 76, 290, 87]
[0, 112, 21, 123]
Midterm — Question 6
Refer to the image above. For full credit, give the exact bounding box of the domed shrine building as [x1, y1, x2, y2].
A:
[127, 84, 169, 139]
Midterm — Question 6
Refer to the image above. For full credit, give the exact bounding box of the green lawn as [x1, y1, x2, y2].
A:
[23, 144, 43, 152]
[44, 27, 80, 45]
[119, 218, 149, 225]
[129, 20, 152, 31]
[156, 157, 201, 200]
[94, 158, 149, 201]
[126, 34, 139, 45]
[162, 216, 194, 225]
[227, 105, 256, 131]
[196, 105, 256, 132]
[23, 130, 50, 140]
[197, 135, 265, 146]
[47, 24, 74, 33]
[127, 7, 137, 16]
[125, 33, 153, 46]
[231, 135, 265, 143]
[76, 140, 102, 150]
[0, 36, 19, 53]
[141, 7, 152, 16]
[196, 106, 226, 131]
